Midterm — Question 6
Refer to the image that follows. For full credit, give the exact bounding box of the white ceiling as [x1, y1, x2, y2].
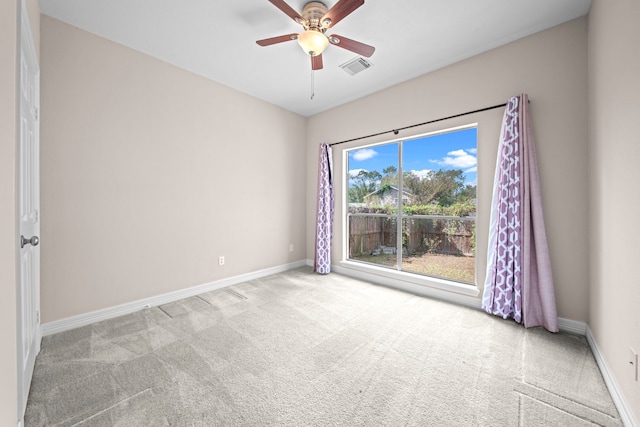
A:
[38, 0, 591, 117]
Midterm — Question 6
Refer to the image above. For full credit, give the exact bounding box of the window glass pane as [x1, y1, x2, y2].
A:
[402, 129, 477, 284]
[347, 143, 399, 269]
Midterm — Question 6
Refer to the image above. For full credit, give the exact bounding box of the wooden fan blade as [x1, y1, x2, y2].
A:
[268, 0, 304, 24]
[328, 34, 375, 57]
[311, 54, 323, 70]
[256, 34, 298, 46]
[322, 0, 364, 28]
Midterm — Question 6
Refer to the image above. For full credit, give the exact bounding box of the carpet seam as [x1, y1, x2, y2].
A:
[517, 380, 618, 418]
[195, 294, 212, 305]
[69, 388, 153, 426]
[157, 306, 173, 318]
[516, 391, 604, 426]
[225, 289, 249, 300]
[515, 380, 620, 425]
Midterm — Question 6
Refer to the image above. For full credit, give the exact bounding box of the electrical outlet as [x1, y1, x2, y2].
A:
[218, 256, 225, 266]
[289, 244, 294, 253]
[631, 348, 638, 382]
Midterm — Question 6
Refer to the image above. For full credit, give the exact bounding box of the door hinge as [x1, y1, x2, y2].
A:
[36, 310, 40, 323]
[32, 107, 38, 121]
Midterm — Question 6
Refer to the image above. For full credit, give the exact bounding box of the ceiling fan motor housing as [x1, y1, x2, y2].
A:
[301, 2, 330, 30]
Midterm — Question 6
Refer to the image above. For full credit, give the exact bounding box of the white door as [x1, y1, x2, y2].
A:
[17, 1, 41, 420]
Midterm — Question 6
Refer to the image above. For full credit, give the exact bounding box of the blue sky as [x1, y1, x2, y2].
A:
[348, 127, 478, 187]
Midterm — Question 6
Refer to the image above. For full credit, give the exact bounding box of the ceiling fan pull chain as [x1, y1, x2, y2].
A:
[310, 68, 315, 100]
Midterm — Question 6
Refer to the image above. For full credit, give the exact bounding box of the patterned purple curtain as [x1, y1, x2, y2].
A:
[482, 94, 558, 332]
[314, 143, 334, 274]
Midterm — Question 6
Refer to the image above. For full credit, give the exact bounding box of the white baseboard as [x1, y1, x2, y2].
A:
[41, 260, 308, 336]
[557, 317, 587, 335]
[586, 326, 638, 427]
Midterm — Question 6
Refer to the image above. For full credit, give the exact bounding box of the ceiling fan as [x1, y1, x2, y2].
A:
[256, 0, 375, 70]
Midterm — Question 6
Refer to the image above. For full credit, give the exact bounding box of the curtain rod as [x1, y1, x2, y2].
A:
[328, 102, 509, 147]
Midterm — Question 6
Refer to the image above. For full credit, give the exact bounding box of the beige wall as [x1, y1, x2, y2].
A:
[40, 17, 307, 322]
[2, 0, 40, 423]
[588, 0, 640, 422]
[306, 18, 589, 322]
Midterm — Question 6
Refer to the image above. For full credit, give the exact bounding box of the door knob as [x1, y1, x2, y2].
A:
[21, 235, 39, 248]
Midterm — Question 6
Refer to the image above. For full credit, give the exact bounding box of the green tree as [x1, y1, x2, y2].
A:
[349, 170, 381, 203]
[381, 165, 398, 186]
[403, 169, 466, 206]
[457, 184, 477, 203]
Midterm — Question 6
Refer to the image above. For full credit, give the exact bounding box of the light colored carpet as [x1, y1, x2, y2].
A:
[25, 267, 622, 426]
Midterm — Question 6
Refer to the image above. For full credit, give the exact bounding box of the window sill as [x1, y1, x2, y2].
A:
[334, 260, 481, 309]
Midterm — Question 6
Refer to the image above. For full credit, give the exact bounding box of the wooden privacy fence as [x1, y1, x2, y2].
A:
[348, 214, 475, 258]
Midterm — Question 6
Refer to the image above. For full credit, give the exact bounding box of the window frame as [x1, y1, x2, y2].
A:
[340, 123, 480, 297]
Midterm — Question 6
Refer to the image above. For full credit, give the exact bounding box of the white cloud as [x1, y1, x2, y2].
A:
[352, 148, 377, 161]
[349, 168, 367, 177]
[432, 149, 477, 169]
[410, 169, 432, 180]
[448, 149, 467, 157]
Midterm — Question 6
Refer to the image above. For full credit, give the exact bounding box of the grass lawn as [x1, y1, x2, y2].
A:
[351, 252, 475, 284]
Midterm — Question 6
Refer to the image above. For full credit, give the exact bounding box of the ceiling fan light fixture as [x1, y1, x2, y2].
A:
[297, 29, 329, 56]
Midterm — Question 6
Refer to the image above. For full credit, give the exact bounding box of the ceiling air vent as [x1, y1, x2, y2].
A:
[339, 57, 373, 76]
